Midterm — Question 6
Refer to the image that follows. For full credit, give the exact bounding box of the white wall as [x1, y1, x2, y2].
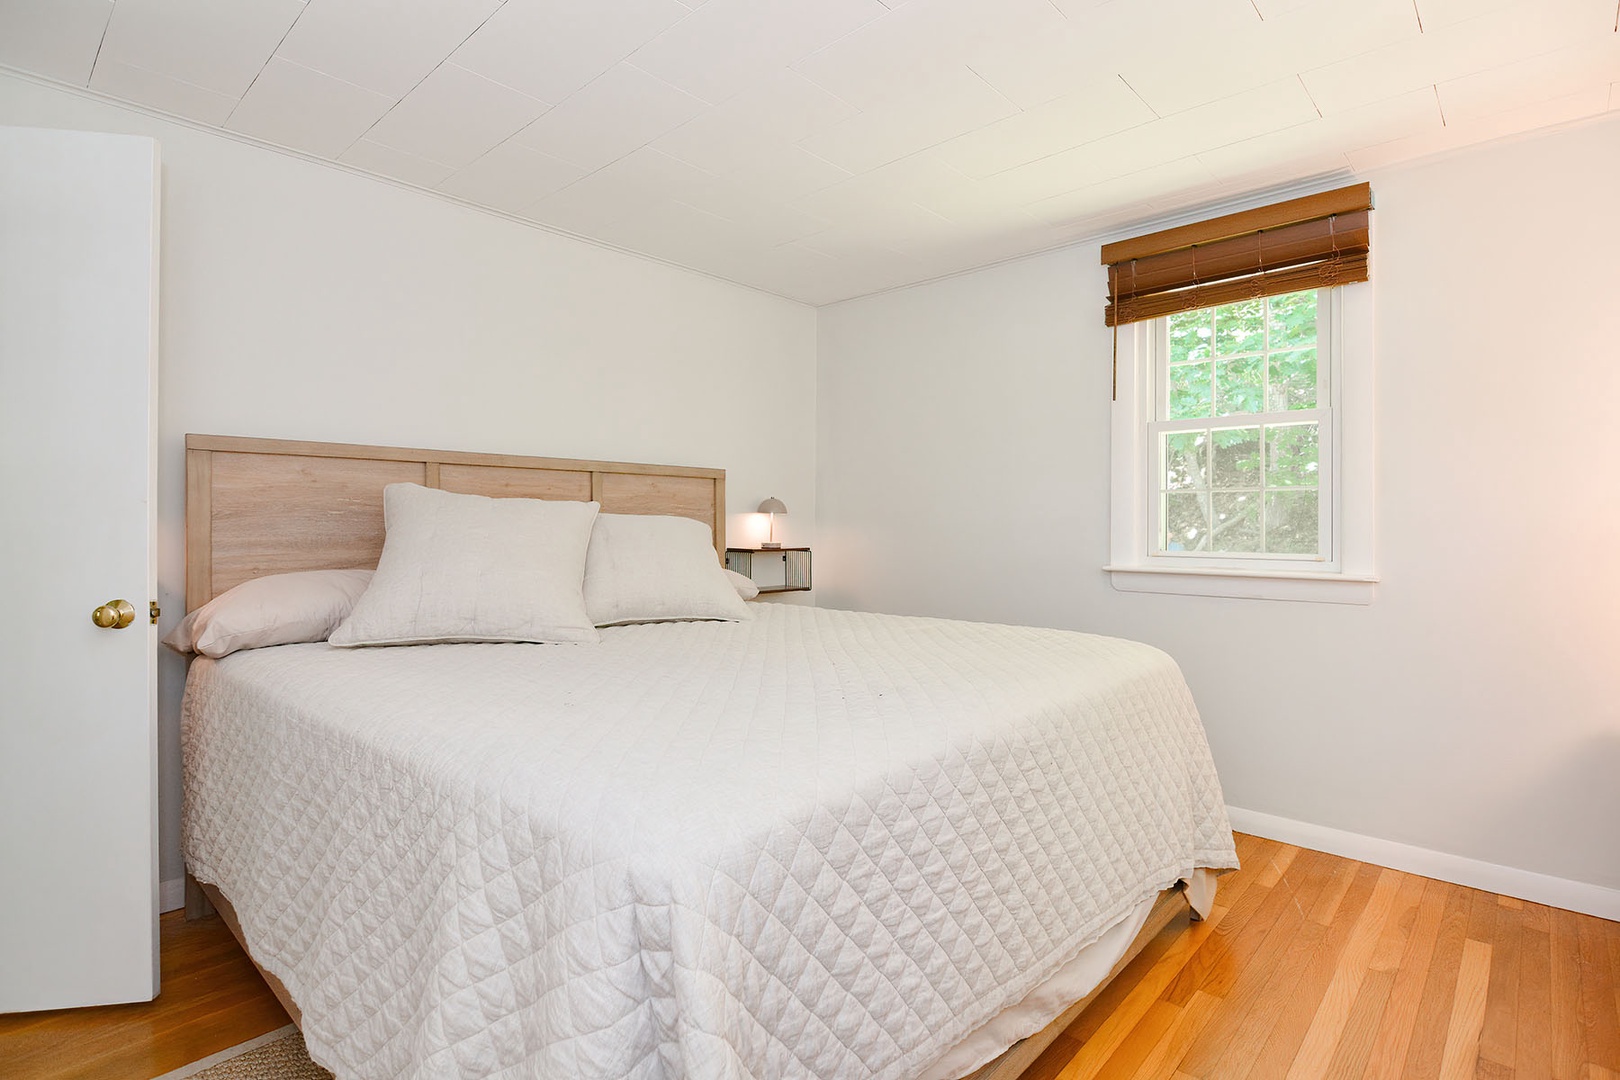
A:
[817, 113, 1620, 900]
[0, 73, 818, 899]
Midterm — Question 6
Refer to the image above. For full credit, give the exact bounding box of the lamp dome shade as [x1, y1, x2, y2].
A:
[757, 497, 787, 515]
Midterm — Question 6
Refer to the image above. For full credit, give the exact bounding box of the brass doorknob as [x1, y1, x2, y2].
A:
[92, 599, 136, 629]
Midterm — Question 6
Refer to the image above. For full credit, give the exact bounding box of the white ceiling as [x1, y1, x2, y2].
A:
[2, 0, 1617, 304]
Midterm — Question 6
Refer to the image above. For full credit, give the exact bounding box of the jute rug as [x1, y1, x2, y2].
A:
[152, 1025, 333, 1080]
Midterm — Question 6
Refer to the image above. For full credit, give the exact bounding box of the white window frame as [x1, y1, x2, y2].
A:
[1107, 283, 1376, 603]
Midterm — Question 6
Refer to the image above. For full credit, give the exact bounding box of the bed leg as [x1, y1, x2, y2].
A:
[185, 872, 216, 921]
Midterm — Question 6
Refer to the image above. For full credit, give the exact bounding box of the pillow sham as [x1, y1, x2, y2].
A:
[330, 483, 600, 647]
[584, 513, 750, 626]
[724, 568, 760, 600]
[162, 568, 374, 659]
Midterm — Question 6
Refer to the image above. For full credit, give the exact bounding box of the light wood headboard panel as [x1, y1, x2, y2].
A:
[185, 434, 726, 611]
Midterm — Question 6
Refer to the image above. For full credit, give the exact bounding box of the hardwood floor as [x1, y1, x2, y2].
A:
[1027, 833, 1620, 1080]
[1, 835, 1615, 1079]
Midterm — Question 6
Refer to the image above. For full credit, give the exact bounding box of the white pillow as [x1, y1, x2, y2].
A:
[724, 568, 760, 600]
[162, 569, 373, 658]
[584, 513, 750, 626]
[331, 484, 600, 647]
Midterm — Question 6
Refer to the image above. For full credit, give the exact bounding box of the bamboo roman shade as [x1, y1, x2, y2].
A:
[1102, 183, 1372, 326]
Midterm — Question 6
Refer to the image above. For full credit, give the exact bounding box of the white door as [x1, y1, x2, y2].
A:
[0, 127, 160, 1011]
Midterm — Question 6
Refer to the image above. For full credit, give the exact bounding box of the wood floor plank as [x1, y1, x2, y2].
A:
[1577, 915, 1620, 1071]
[1363, 876, 1451, 1080]
[1437, 938, 1493, 1080]
[1517, 926, 1555, 1080]
[1403, 882, 1476, 1080]
[1198, 918, 1327, 1080]
[1053, 911, 1228, 1080]
[1322, 967, 1396, 1080]
[1169, 851, 1348, 1076]
[1553, 907, 1592, 1079]
[1123, 991, 1222, 1080]
[1284, 869, 1406, 1080]
[1083, 999, 1179, 1079]
[1233, 862, 1383, 1080]
[1369, 872, 1427, 973]
[1254, 845, 1301, 889]
[1177, 848, 1337, 1008]
[1479, 901, 1523, 1070]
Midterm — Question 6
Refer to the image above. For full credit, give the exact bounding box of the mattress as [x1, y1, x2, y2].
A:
[182, 604, 1237, 1080]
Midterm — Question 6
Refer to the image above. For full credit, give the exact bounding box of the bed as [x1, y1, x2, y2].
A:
[178, 434, 1238, 1080]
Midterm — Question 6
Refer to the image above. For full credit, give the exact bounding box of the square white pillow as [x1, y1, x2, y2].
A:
[162, 569, 373, 658]
[331, 484, 600, 647]
[724, 568, 760, 600]
[584, 513, 750, 626]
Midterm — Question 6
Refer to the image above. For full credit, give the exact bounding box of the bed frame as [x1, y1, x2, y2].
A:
[180, 433, 1195, 1080]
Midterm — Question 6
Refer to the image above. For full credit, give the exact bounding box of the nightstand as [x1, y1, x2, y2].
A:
[725, 547, 811, 593]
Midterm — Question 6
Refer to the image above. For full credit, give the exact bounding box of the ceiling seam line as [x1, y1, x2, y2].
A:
[338, 0, 514, 163]
[86, 0, 116, 87]
[223, 3, 310, 128]
[1117, 74, 1159, 120]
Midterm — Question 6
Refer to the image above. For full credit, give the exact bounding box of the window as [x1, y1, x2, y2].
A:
[1153, 288, 1329, 561]
[1100, 184, 1376, 603]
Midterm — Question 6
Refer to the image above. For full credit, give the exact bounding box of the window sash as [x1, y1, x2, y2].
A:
[1143, 290, 1337, 566]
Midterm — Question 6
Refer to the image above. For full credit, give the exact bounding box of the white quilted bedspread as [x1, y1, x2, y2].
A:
[182, 605, 1236, 1080]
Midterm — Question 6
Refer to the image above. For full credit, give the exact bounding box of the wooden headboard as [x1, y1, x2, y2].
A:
[185, 434, 726, 612]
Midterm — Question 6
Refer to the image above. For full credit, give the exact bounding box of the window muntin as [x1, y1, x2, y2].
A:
[1148, 289, 1332, 562]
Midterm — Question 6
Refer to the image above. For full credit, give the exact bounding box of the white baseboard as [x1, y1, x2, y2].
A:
[1226, 806, 1620, 923]
[161, 876, 185, 914]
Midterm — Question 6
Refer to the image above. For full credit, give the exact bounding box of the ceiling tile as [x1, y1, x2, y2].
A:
[451, 0, 688, 106]
[511, 62, 707, 171]
[522, 146, 725, 234]
[927, 76, 1155, 179]
[966, 0, 1257, 109]
[523, 172, 644, 236]
[793, 151, 975, 221]
[1348, 82, 1612, 171]
[0, 0, 113, 85]
[965, 77, 1320, 210]
[1195, 87, 1437, 176]
[339, 138, 456, 187]
[1413, 0, 1523, 30]
[1121, 0, 1419, 118]
[1436, 38, 1620, 122]
[276, 0, 501, 98]
[87, 58, 238, 124]
[226, 59, 394, 158]
[1021, 157, 1220, 228]
[652, 70, 855, 174]
[791, 0, 1063, 110]
[796, 65, 1017, 175]
[1300, 1, 1606, 116]
[591, 199, 771, 268]
[364, 62, 549, 169]
[436, 141, 588, 212]
[94, 0, 302, 98]
[627, 0, 887, 104]
[723, 145, 852, 203]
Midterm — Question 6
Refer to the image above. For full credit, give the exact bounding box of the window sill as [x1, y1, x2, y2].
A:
[1104, 565, 1378, 604]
